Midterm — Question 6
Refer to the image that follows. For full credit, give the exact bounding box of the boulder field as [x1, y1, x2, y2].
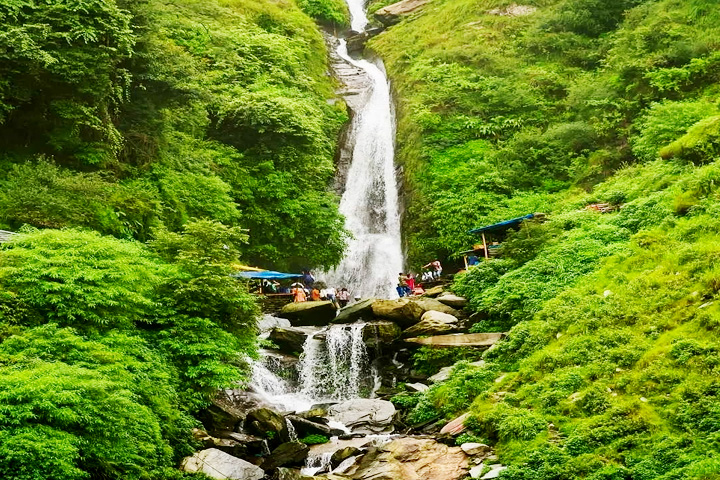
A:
[185, 287, 508, 479]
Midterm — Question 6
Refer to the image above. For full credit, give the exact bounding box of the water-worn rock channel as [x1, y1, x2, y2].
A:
[183, 292, 506, 479]
[181, 2, 506, 478]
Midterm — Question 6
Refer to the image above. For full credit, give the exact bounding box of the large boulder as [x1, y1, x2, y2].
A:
[287, 415, 343, 438]
[258, 314, 292, 332]
[401, 310, 458, 338]
[411, 297, 463, 318]
[261, 442, 309, 471]
[279, 301, 337, 326]
[374, 0, 431, 26]
[349, 437, 468, 480]
[362, 321, 402, 348]
[422, 285, 444, 298]
[333, 298, 376, 324]
[437, 294, 468, 309]
[371, 299, 423, 328]
[405, 332, 504, 348]
[246, 407, 289, 445]
[269, 327, 308, 353]
[204, 389, 265, 434]
[181, 448, 265, 480]
[328, 399, 396, 434]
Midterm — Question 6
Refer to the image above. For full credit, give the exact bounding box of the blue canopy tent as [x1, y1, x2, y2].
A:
[468, 214, 535, 234]
[232, 271, 303, 280]
[232, 270, 303, 295]
[468, 213, 536, 260]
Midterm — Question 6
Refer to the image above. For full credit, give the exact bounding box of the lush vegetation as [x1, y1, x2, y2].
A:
[372, 0, 720, 477]
[0, 224, 258, 479]
[0, 0, 349, 271]
[0, 0, 349, 478]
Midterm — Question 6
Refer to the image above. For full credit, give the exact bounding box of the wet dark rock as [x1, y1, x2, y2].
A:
[362, 321, 402, 349]
[261, 441, 309, 471]
[333, 298, 376, 324]
[203, 389, 265, 434]
[246, 407, 290, 446]
[269, 327, 308, 354]
[287, 415, 341, 438]
[279, 301, 337, 326]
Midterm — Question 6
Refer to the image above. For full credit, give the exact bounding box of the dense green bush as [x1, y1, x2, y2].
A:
[0, 226, 258, 477]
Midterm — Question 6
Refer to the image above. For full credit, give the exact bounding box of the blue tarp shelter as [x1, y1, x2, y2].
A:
[232, 270, 303, 280]
[468, 214, 535, 234]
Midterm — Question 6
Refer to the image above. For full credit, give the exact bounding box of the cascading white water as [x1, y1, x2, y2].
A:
[323, 0, 404, 299]
[300, 324, 369, 401]
[250, 324, 370, 411]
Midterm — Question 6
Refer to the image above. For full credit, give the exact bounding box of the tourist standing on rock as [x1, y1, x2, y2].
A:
[337, 288, 350, 308]
[423, 260, 442, 279]
[326, 286, 337, 306]
[302, 270, 315, 289]
[406, 273, 416, 295]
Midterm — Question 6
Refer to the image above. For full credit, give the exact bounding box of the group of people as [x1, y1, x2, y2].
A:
[395, 259, 443, 298]
[291, 271, 352, 307]
[291, 283, 352, 307]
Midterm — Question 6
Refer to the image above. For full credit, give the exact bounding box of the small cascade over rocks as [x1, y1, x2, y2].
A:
[250, 324, 374, 411]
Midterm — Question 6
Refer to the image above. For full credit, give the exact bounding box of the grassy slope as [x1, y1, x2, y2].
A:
[372, 0, 720, 477]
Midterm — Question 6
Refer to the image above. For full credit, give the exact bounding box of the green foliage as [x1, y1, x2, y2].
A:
[631, 100, 720, 162]
[0, 226, 258, 477]
[373, 0, 720, 477]
[0, 228, 170, 330]
[411, 346, 484, 376]
[0, 325, 193, 480]
[297, 0, 349, 25]
[0, 0, 349, 272]
[660, 115, 720, 164]
[300, 434, 329, 445]
[0, 0, 134, 165]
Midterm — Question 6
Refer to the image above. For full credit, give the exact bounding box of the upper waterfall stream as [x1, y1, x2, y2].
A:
[322, 2, 404, 299]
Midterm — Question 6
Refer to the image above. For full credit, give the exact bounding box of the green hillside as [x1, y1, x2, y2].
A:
[0, 0, 348, 478]
[0, 0, 349, 271]
[371, 0, 720, 477]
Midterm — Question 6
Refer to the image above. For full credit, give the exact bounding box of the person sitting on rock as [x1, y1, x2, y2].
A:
[397, 273, 408, 298]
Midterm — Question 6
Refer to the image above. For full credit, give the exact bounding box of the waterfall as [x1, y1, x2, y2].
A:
[323, 2, 404, 299]
[250, 324, 370, 411]
[300, 324, 369, 401]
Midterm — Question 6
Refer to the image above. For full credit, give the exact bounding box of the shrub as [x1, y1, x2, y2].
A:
[300, 434, 329, 445]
